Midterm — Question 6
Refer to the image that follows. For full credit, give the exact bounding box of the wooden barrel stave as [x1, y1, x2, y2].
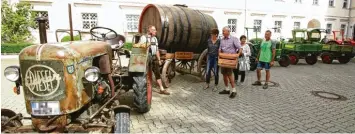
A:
[139, 4, 218, 54]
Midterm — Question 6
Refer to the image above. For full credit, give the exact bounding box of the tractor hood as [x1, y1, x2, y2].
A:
[19, 41, 111, 60]
[17, 41, 112, 115]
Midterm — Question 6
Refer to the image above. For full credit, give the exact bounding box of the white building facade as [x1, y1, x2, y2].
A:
[8, 0, 355, 43]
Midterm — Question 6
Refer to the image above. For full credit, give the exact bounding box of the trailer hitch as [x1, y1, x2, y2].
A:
[38, 116, 60, 132]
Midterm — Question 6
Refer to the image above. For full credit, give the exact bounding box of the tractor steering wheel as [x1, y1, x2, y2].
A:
[90, 26, 118, 40]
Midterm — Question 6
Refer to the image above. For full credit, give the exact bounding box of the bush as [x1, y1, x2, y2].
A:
[61, 35, 81, 42]
[1, 42, 33, 53]
[1, 1, 35, 43]
[123, 42, 132, 50]
[249, 38, 263, 45]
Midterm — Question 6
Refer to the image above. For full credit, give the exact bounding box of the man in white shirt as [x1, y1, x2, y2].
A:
[139, 25, 170, 95]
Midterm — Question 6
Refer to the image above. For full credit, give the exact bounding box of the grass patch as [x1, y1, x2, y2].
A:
[123, 42, 132, 50]
[1, 42, 33, 54]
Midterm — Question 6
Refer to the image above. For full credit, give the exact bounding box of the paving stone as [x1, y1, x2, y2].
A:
[2, 61, 355, 133]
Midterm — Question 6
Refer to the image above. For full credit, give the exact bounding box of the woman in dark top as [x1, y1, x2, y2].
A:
[204, 28, 220, 91]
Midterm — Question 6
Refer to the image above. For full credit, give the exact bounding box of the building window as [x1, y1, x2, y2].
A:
[295, 0, 301, 3]
[329, 0, 334, 7]
[274, 21, 282, 33]
[228, 19, 237, 33]
[81, 13, 98, 30]
[294, 22, 301, 29]
[33, 11, 50, 30]
[126, 14, 140, 32]
[326, 24, 332, 34]
[343, 0, 348, 8]
[254, 20, 262, 32]
[341, 24, 346, 33]
[313, 0, 318, 5]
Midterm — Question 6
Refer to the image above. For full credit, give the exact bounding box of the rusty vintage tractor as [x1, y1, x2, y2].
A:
[1, 18, 153, 133]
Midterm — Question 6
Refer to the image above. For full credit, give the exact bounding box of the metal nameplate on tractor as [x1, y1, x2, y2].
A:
[31, 101, 61, 116]
[20, 60, 66, 101]
[175, 52, 193, 60]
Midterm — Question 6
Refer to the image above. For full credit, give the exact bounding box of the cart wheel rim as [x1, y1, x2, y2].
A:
[289, 55, 297, 64]
[323, 55, 330, 63]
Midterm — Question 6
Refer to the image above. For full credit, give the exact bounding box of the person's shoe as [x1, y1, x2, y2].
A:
[229, 92, 237, 98]
[219, 90, 230, 94]
[212, 85, 218, 92]
[263, 83, 268, 89]
[239, 82, 244, 86]
[252, 81, 262, 86]
[203, 85, 209, 90]
[235, 81, 240, 86]
[159, 90, 170, 95]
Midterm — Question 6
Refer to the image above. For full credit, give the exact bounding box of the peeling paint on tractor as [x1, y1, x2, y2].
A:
[20, 41, 112, 117]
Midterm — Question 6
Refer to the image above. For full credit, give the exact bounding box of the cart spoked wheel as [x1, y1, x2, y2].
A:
[162, 60, 175, 88]
[278, 55, 290, 67]
[1, 109, 22, 132]
[288, 53, 299, 65]
[132, 59, 152, 113]
[338, 56, 351, 64]
[198, 49, 214, 81]
[321, 52, 333, 64]
[175, 60, 192, 75]
[305, 54, 318, 65]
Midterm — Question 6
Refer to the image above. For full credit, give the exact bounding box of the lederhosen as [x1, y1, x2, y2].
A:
[145, 35, 161, 79]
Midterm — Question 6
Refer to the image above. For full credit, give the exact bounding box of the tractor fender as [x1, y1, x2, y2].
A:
[326, 40, 341, 45]
[1, 109, 18, 118]
[112, 105, 131, 114]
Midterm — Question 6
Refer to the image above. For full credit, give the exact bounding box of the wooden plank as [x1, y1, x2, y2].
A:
[175, 52, 193, 59]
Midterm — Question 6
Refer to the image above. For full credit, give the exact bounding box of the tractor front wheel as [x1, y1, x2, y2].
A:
[305, 55, 318, 65]
[1, 109, 22, 132]
[288, 53, 299, 65]
[321, 52, 333, 64]
[338, 56, 351, 64]
[278, 55, 290, 67]
[132, 68, 152, 113]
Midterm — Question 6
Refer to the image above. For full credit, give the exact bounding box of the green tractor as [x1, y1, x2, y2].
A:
[245, 27, 290, 68]
[283, 29, 323, 65]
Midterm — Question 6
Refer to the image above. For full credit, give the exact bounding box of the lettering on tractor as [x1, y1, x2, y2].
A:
[25, 65, 61, 97]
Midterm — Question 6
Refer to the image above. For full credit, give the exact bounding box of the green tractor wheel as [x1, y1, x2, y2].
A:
[278, 55, 290, 67]
[305, 54, 318, 65]
[338, 56, 351, 64]
[288, 53, 299, 65]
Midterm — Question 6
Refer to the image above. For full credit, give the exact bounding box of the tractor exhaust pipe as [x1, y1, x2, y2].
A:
[35, 17, 48, 44]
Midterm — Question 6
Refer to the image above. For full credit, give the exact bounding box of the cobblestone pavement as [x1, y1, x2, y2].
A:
[2, 58, 355, 133]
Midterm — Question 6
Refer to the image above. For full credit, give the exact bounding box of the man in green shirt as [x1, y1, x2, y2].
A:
[252, 30, 276, 89]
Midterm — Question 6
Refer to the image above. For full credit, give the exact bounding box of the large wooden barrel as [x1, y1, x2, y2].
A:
[138, 4, 218, 53]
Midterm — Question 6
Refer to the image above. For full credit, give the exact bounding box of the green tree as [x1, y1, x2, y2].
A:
[1, 1, 36, 43]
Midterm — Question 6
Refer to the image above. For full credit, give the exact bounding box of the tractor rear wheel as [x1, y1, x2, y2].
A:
[338, 56, 351, 64]
[321, 52, 333, 64]
[132, 67, 152, 113]
[278, 55, 290, 67]
[288, 53, 299, 65]
[305, 55, 318, 65]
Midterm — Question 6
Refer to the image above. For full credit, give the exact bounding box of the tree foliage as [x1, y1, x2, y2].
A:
[1, 1, 36, 43]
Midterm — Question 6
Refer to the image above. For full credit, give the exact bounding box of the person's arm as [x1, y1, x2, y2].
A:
[245, 45, 252, 57]
[271, 41, 276, 65]
[234, 38, 242, 57]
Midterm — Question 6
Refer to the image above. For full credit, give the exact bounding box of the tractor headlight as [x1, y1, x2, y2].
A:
[84, 67, 100, 82]
[4, 66, 20, 82]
